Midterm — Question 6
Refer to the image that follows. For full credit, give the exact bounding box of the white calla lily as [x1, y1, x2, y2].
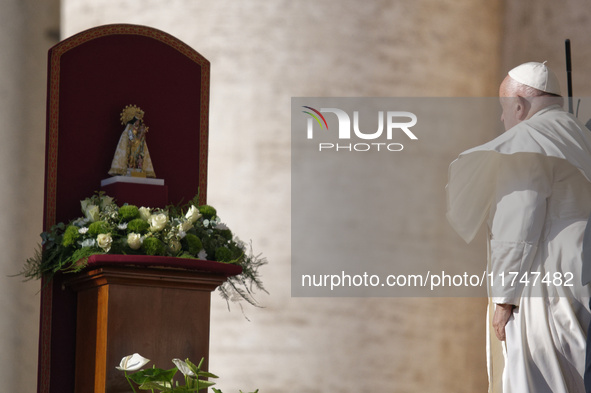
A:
[116, 353, 150, 371]
[172, 358, 196, 377]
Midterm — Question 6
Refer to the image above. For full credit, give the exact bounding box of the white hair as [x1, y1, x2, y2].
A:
[506, 76, 562, 99]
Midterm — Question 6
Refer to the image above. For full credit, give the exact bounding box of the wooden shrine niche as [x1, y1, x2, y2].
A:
[44, 23, 210, 229]
[38, 24, 226, 393]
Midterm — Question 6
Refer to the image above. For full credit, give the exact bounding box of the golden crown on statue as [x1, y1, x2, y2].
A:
[120, 105, 145, 125]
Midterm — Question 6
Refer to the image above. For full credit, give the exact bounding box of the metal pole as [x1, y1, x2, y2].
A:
[566, 39, 573, 114]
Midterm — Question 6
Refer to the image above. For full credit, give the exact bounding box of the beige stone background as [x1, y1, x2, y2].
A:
[2, 0, 591, 392]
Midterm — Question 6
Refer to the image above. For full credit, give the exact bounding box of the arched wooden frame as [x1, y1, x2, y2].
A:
[39, 24, 211, 393]
[44, 23, 210, 230]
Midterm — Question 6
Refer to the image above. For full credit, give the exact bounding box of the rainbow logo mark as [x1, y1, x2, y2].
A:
[302, 106, 328, 138]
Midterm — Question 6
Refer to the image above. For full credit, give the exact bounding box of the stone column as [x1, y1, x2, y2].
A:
[0, 1, 59, 392]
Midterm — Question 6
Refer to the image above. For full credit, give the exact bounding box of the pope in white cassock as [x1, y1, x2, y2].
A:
[447, 62, 591, 393]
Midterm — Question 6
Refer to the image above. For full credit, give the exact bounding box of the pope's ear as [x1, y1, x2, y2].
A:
[515, 96, 529, 120]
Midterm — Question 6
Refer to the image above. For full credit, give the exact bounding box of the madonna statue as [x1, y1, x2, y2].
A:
[108, 105, 156, 178]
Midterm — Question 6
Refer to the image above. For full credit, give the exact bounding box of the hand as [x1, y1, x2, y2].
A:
[492, 303, 515, 341]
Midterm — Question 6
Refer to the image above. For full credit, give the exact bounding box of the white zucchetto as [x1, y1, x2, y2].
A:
[508, 61, 561, 96]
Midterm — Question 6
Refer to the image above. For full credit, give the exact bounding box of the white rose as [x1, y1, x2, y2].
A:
[127, 233, 142, 250]
[116, 353, 150, 371]
[80, 198, 90, 212]
[179, 220, 193, 232]
[149, 213, 168, 232]
[138, 206, 152, 221]
[185, 205, 202, 224]
[80, 238, 96, 248]
[97, 233, 113, 252]
[100, 195, 114, 209]
[85, 205, 100, 223]
[168, 239, 181, 254]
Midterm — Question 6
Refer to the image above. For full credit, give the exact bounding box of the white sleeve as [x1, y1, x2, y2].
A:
[489, 153, 552, 306]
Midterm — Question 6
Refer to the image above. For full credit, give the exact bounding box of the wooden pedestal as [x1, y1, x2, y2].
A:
[65, 265, 230, 393]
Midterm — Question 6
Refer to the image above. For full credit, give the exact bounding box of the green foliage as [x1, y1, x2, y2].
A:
[183, 234, 203, 255]
[198, 205, 217, 220]
[198, 227, 231, 261]
[119, 205, 140, 222]
[218, 229, 233, 241]
[121, 357, 231, 393]
[128, 218, 150, 233]
[142, 237, 165, 256]
[128, 367, 178, 386]
[214, 247, 233, 262]
[217, 241, 268, 312]
[61, 226, 80, 247]
[88, 221, 109, 236]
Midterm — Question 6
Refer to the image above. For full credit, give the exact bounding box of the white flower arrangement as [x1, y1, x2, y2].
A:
[22, 192, 267, 307]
